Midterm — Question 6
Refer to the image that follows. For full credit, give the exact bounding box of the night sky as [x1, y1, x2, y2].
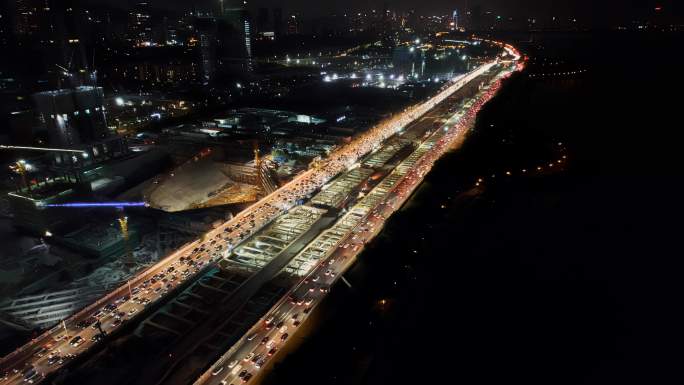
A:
[84, 0, 682, 25]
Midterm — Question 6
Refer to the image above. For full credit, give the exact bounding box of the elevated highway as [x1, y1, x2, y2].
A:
[0, 45, 515, 384]
[198, 56, 522, 385]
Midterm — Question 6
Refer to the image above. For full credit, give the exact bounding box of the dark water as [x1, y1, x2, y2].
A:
[262, 31, 684, 385]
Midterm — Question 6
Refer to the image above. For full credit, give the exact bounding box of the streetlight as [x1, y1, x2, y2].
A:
[63, 320, 70, 338]
[10, 160, 32, 191]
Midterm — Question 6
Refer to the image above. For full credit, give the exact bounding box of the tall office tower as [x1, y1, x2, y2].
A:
[194, 15, 217, 84]
[243, 14, 252, 58]
[0, 2, 11, 46]
[15, 0, 95, 89]
[406, 9, 418, 31]
[470, 4, 482, 30]
[462, 0, 469, 30]
[221, 0, 252, 59]
[33, 85, 109, 150]
[451, 9, 459, 30]
[17, 76, 126, 235]
[13, 0, 39, 36]
[128, 1, 153, 46]
[257, 7, 269, 33]
[32, 0, 108, 145]
[286, 14, 300, 35]
[163, 16, 178, 45]
[381, 2, 391, 35]
[273, 8, 283, 38]
[56, 3, 93, 78]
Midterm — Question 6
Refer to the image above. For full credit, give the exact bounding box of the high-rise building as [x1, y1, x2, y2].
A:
[0, 2, 11, 46]
[287, 14, 300, 35]
[10, 79, 127, 235]
[194, 16, 217, 84]
[273, 8, 283, 37]
[255, 8, 275, 41]
[163, 16, 178, 45]
[406, 9, 418, 31]
[257, 7, 269, 33]
[13, 0, 39, 36]
[381, 2, 391, 36]
[451, 9, 459, 30]
[462, 0, 469, 30]
[217, 0, 252, 71]
[33, 85, 109, 150]
[243, 15, 252, 58]
[128, 1, 153, 46]
[56, 3, 92, 76]
[6, 2, 130, 235]
[471, 4, 483, 30]
[13, 0, 96, 89]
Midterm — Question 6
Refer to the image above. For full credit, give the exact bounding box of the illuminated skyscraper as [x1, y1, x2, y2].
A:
[163, 16, 178, 45]
[194, 15, 217, 84]
[128, 1, 153, 46]
[221, 0, 252, 59]
[33, 86, 107, 148]
[13, 0, 39, 36]
[286, 14, 300, 35]
[257, 7, 269, 33]
[273, 8, 283, 37]
[0, 2, 11, 46]
[244, 15, 252, 58]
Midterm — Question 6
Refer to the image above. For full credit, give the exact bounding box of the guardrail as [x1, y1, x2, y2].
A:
[0, 239, 198, 369]
[190, 61, 502, 385]
[155, 209, 329, 385]
[0, 166, 317, 371]
[1, 55, 507, 380]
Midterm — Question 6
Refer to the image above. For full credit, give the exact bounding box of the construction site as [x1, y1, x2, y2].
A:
[0, 68, 376, 357]
[143, 142, 279, 213]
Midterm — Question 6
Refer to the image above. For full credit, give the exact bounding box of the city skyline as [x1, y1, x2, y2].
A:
[257, 0, 675, 20]
[78, 0, 682, 25]
[0, 1, 681, 385]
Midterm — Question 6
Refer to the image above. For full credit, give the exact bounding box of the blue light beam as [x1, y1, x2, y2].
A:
[42, 202, 148, 208]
